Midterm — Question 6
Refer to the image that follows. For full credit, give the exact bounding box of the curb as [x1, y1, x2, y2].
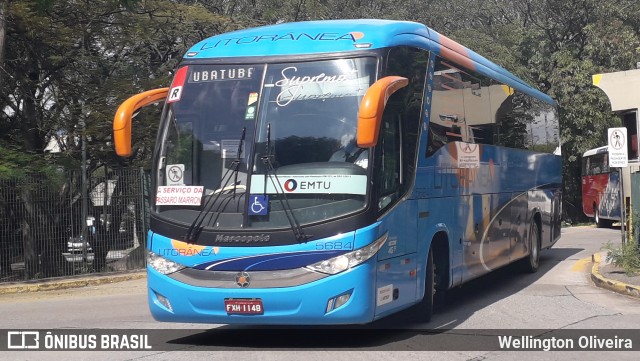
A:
[591, 253, 640, 299]
[0, 271, 147, 295]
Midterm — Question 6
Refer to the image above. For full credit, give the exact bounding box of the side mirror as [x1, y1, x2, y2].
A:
[113, 88, 169, 157]
[356, 76, 409, 147]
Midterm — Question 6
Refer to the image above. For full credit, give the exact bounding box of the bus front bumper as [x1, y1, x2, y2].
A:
[147, 261, 378, 325]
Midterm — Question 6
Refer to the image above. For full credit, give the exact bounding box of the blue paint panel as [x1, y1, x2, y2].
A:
[187, 20, 430, 59]
[374, 254, 419, 318]
[414, 144, 561, 198]
[192, 250, 347, 271]
[353, 221, 383, 249]
[150, 231, 356, 269]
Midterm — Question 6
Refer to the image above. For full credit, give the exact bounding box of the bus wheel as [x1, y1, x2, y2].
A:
[418, 248, 435, 322]
[594, 206, 612, 228]
[594, 206, 603, 228]
[522, 221, 540, 273]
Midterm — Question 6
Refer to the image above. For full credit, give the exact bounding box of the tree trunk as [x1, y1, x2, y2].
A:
[0, 0, 6, 80]
[20, 187, 40, 279]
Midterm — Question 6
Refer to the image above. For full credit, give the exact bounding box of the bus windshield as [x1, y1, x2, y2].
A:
[156, 57, 377, 230]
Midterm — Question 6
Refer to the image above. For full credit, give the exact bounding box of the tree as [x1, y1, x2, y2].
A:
[0, 0, 242, 278]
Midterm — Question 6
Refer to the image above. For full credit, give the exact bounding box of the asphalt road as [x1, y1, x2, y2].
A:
[1, 226, 639, 360]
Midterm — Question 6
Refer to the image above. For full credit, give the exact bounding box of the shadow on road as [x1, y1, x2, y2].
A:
[163, 246, 583, 350]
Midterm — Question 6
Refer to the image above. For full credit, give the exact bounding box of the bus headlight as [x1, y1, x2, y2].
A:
[306, 233, 388, 275]
[147, 250, 186, 275]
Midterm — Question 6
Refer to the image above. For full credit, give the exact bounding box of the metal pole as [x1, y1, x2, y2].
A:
[620, 167, 626, 246]
[81, 119, 88, 263]
[140, 168, 147, 249]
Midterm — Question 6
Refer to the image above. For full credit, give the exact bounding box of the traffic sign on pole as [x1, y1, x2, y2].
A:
[608, 127, 628, 167]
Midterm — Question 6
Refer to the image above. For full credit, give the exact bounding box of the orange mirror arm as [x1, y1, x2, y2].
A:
[357, 76, 409, 147]
[113, 88, 169, 157]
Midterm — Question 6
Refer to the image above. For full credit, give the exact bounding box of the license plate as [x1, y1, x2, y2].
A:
[224, 298, 264, 315]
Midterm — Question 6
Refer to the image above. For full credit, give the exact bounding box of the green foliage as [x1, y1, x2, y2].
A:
[2, 0, 640, 223]
[0, 144, 59, 179]
[0, 0, 248, 172]
[603, 239, 640, 276]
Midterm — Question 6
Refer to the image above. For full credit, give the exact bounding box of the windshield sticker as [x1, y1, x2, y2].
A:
[266, 66, 369, 106]
[156, 186, 203, 206]
[245, 106, 256, 120]
[248, 92, 259, 105]
[167, 66, 188, 103]
[248, 195, 269, 216]
[245, 92, 259, 120]
[188, 67, 255, 83]
[249, 174, 367, 195]
[221, 140, 243, 159]
[166, 164, 185, 186]
[455, 142, 480, 168]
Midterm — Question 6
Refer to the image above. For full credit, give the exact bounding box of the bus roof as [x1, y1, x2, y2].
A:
[583, 146, 608, 157]
[184, 19, 553, 104]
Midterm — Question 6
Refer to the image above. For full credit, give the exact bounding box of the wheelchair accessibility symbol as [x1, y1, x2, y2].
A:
[248, 195, 268, 216]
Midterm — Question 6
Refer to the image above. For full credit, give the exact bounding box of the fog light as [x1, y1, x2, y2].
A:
[334, 293, 351, 309]
[325, 290, 353, 313]
[325, 298, 335, 313]
[154, 291, 173, 312]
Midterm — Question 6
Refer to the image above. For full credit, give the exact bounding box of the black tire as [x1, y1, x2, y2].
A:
[595, 206, 614, 228]
[594, 206, 604, 228]
[418, 249, 435, 322]
[522, 221, 540, 273]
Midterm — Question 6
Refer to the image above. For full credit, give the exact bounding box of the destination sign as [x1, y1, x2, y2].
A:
[189, 67, 255, 82]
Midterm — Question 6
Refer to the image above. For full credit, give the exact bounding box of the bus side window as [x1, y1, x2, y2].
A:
[460, 70, 493, 145]
[379, 46, 427, 208]
[494, 92, 526, 149]
[427, 58, 466, 156]
[375, 114, 401, 210]
[582, 157, 589, 176]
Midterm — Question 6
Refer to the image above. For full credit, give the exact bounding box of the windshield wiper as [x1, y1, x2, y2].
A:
[232, 127, 246, 198]
[261, 123, 309, 243]
[184, 127, 246, 243]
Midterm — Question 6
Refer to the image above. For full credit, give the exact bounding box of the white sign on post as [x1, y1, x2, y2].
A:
[608, 127, 628, 168]
[456, 142, 480, 168]
[166, 164, 185, 186]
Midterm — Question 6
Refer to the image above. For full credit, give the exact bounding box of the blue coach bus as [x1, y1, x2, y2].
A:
[114, 19, 562, 324]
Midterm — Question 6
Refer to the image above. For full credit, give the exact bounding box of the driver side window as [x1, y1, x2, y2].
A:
[376, 114, 401, 209]
[375, 46, 427, 211]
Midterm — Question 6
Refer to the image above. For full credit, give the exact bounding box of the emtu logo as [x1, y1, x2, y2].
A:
[284, 179, 297, 192]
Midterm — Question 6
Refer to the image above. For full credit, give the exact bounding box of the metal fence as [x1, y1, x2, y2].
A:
[0, 167, 149, 283]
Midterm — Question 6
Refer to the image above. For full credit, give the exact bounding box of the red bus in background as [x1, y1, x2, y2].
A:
[581, 146, 621, 227]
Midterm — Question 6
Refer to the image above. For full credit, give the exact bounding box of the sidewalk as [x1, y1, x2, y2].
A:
[591, 252, 640, 299]
[0, 271, 146, 295]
